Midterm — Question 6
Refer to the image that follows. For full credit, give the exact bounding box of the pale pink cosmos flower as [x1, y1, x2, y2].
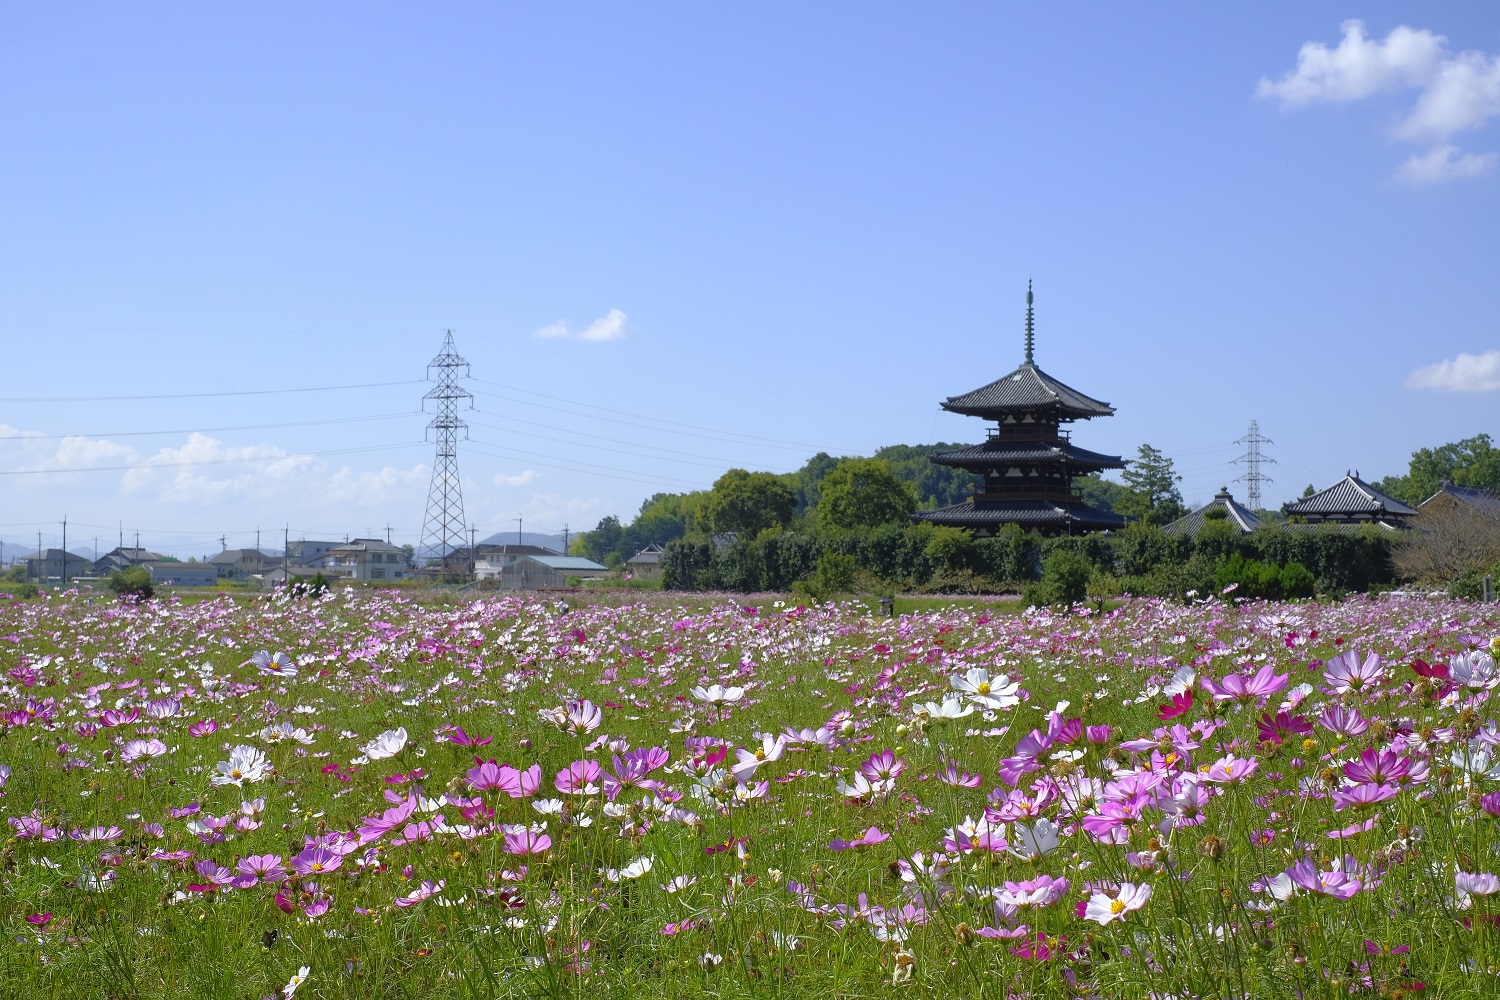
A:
[1201, 755, 1258, 785]
[1084, 882, 1152, 925]
[188, 719, 219, 738]
[238, 854, 287, 883]
[290, 847, 341, 876]
[1285, 857, 1361, 899]
[503, 829, 552, 855]
[731, 735, 787, 783]
[69, 825, 123, 842]
[120, 739, 168, 763]
[829, 826, 890, 851]
[246, 650, 297, 678]
[1317, 704, 1368, 737]
[1201, 665, 1288, 704]
[1322, 649, 1386, 695]
[395, 879, 446, 907]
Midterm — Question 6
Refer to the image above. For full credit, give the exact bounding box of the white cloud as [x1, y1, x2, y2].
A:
[1405, 350, 1500, 392]
[1258, 20, 1500, 183]
[494, 470, 540, 488]
[1257, 21, 1445, 106]
[531, 308, 629, 342]
[519, 491, 608, 527]
[1394, 144, 1499, 184]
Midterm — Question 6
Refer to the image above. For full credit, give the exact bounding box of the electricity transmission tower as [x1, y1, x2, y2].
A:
[1233, 419, 1276, 511]
[418, 331, 473, 568]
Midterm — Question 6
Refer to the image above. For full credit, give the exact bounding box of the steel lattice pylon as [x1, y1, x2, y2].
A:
[418, 331, 473, 568]
[1233, 419, 1276, 511]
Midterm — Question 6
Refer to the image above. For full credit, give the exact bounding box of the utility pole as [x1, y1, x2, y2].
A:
[220, 535, 227, 552]
[283, 524, 289, 587]
[119, 521, 123, 550]
[385, 524, 392, 545]
[563, 523, 570, 553]
[61, 516, 67, 586]
[515, 515, 523, 547]
[469, 525, 477, 580]
[1233, 420, 1277, 511]
[135, 531, 139, 557]
[256, 528, 260, 554]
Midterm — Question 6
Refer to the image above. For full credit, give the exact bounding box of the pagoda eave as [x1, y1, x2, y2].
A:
[912, 500, 1125, 534]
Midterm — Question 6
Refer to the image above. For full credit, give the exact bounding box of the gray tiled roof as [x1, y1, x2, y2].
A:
[931, 440, 1124, 471]
[942, 364, 1114, 420]
[1282, 474, 1416, 518]
[1422, 483, 1500, 520]
[913, 499, 1125, 529]
[1164, 487, 1262, 537]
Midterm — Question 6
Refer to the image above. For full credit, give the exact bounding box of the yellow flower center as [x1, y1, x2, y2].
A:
[977, 682, 991, 695]
[1110, 899, 1125, 914]
[1164, 753, 1179, 765]
[755, 749, 767, 760]
[311, 862, 324, 872]
[230, 769, 243, 779]
[1302, 738, 1316, 751]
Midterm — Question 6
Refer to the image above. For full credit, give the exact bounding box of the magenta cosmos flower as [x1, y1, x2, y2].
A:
[554, 760, 601, 795]
[1255, 712, 1312, 745]
[1285, 857, 1361, 899]
[1202, 665, 1288, 704]
[503, 829, 552, 856]
[290, 847, 341, 876]
[1317, 704, 1368, 737]
[829, 826, 890, 851]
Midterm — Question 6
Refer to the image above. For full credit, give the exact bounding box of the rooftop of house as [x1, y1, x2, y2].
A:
[1283, 472, 1417, 518]
[1164, 487, 1262, 537]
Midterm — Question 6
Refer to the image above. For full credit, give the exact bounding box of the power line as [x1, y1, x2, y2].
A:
[0, 441, 423, 477]
[0, 411, 419, 442]
[467, 415, 784, 472]
[0, 380, 423, 404]
[465, 440, 712, 490]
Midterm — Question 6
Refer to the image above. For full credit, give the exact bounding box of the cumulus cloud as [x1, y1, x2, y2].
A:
[494, 470, 539, 488]
[1394, 144, 1499, 184]
[1258, 20, 1500, 183]
[1406, 350, 1500, 392]
[532, 308, 629, 342]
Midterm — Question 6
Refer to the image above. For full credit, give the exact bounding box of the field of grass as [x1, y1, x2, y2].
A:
[1, 586, 1498, 998]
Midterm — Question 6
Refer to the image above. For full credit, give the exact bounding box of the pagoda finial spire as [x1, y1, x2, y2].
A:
[1023, 279, 1035, 365]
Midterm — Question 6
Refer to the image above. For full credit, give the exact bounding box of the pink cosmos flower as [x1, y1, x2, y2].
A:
[1332, 783, 1399, 811]
[997, 730, 1051, 787]
[1317, 704, 1368, 737]
[289, 847, 341, 876]
[1202, 665, 1288, 704]
[1342, 749, 1412, 786]
[1201, 755, 1258, 785]
[1255, 712, 1312, 745]
[120, 739, 168, 763]
[188, 720, 219, 738]
[69, 825, 123, 842]
[395, 879, 446, 907]
[238, 854, 287, 883]
[938, 764, 983, 788]
[503, 829, 552, 856]
[302, 895, 331, 918]
[1084, 882, 1152, 925]
[448, 728, 493, 747]
[998, 875, 1070, 909]
[25, 913, 51, 927]
[859, 750, 904, 783]
[555, 760, 601, 795]
[99, 708, 139, 728]
[245, 650, 297, 678]
[828, 826, 890, 851]
[1322, 649, 1386, 695]
[1457, 871, 1500, 897]
[1285, 857, 1361, 899]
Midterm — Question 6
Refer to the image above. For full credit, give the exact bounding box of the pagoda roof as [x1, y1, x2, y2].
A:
[1282, 473, 1416, 520]
[941, 363, 1115, 420]
[912, 498, 1125, 531]
[1164, 487, 1262, 538]
[931, 439, 1124, 471]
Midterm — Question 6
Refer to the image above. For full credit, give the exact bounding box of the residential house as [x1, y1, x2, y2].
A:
[93, 546, 164, 575]
[625, 543, 665, 578]
[321, 538, 409, 581]
[26, 549, 93, 583]
[147, 562, 219, 587]
[286, 540, 343, 568]
[208, 548, 270, 580]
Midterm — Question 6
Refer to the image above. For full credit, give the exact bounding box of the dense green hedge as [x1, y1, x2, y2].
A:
[661, 519, 1396, 599]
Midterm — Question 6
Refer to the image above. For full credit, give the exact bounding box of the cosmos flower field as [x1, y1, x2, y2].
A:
[2, 588, 1499, 999]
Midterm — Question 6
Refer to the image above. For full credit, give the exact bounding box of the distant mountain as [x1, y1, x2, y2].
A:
[476, 531, 570, 553]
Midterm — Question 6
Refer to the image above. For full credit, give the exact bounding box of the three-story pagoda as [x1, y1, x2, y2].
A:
[913, 284, 1126, 536]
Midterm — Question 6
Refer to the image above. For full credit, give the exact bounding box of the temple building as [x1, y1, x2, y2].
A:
[1281, 472, 1416, 528]
[1164, 487, 1262, 538]
[913, 284, 1125, 536]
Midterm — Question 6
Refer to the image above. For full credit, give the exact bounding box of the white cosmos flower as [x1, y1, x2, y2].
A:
[661, 875, 697, 893]
[604, 855, 654, 881]
[912, 695, 974, 723]
[362, 727, 408, 761]
[1008, 818, 1061, 861]
[283, 965, 311, 998]
[731, 734, 787, 782]
[260, 721, 316, 745]
[211, 745, 271, 787]
[951, 668, 1020, 711]
[689, 684, 744, 705]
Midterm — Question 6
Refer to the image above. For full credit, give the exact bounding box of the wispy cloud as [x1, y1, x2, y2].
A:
[1405, 350, 1500, 392]
[1257, 20, 1500, 184]
[494, 470, 539, 488]
[532, 308, 629, 342]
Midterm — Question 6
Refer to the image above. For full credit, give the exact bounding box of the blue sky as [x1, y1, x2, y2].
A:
[2, 4, 1497, 560]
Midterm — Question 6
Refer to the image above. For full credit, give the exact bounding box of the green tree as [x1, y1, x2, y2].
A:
[107, 566, 154, 601]
[1116, 444, 1186, 526]
[1075, 473, 1132, 514]
[1376, 434, 1500, 507]
[700, 469, 797, 536]
[871, 444, 983, 509]
[577, 516, 625, 563]
[817, 458, 918, 531]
